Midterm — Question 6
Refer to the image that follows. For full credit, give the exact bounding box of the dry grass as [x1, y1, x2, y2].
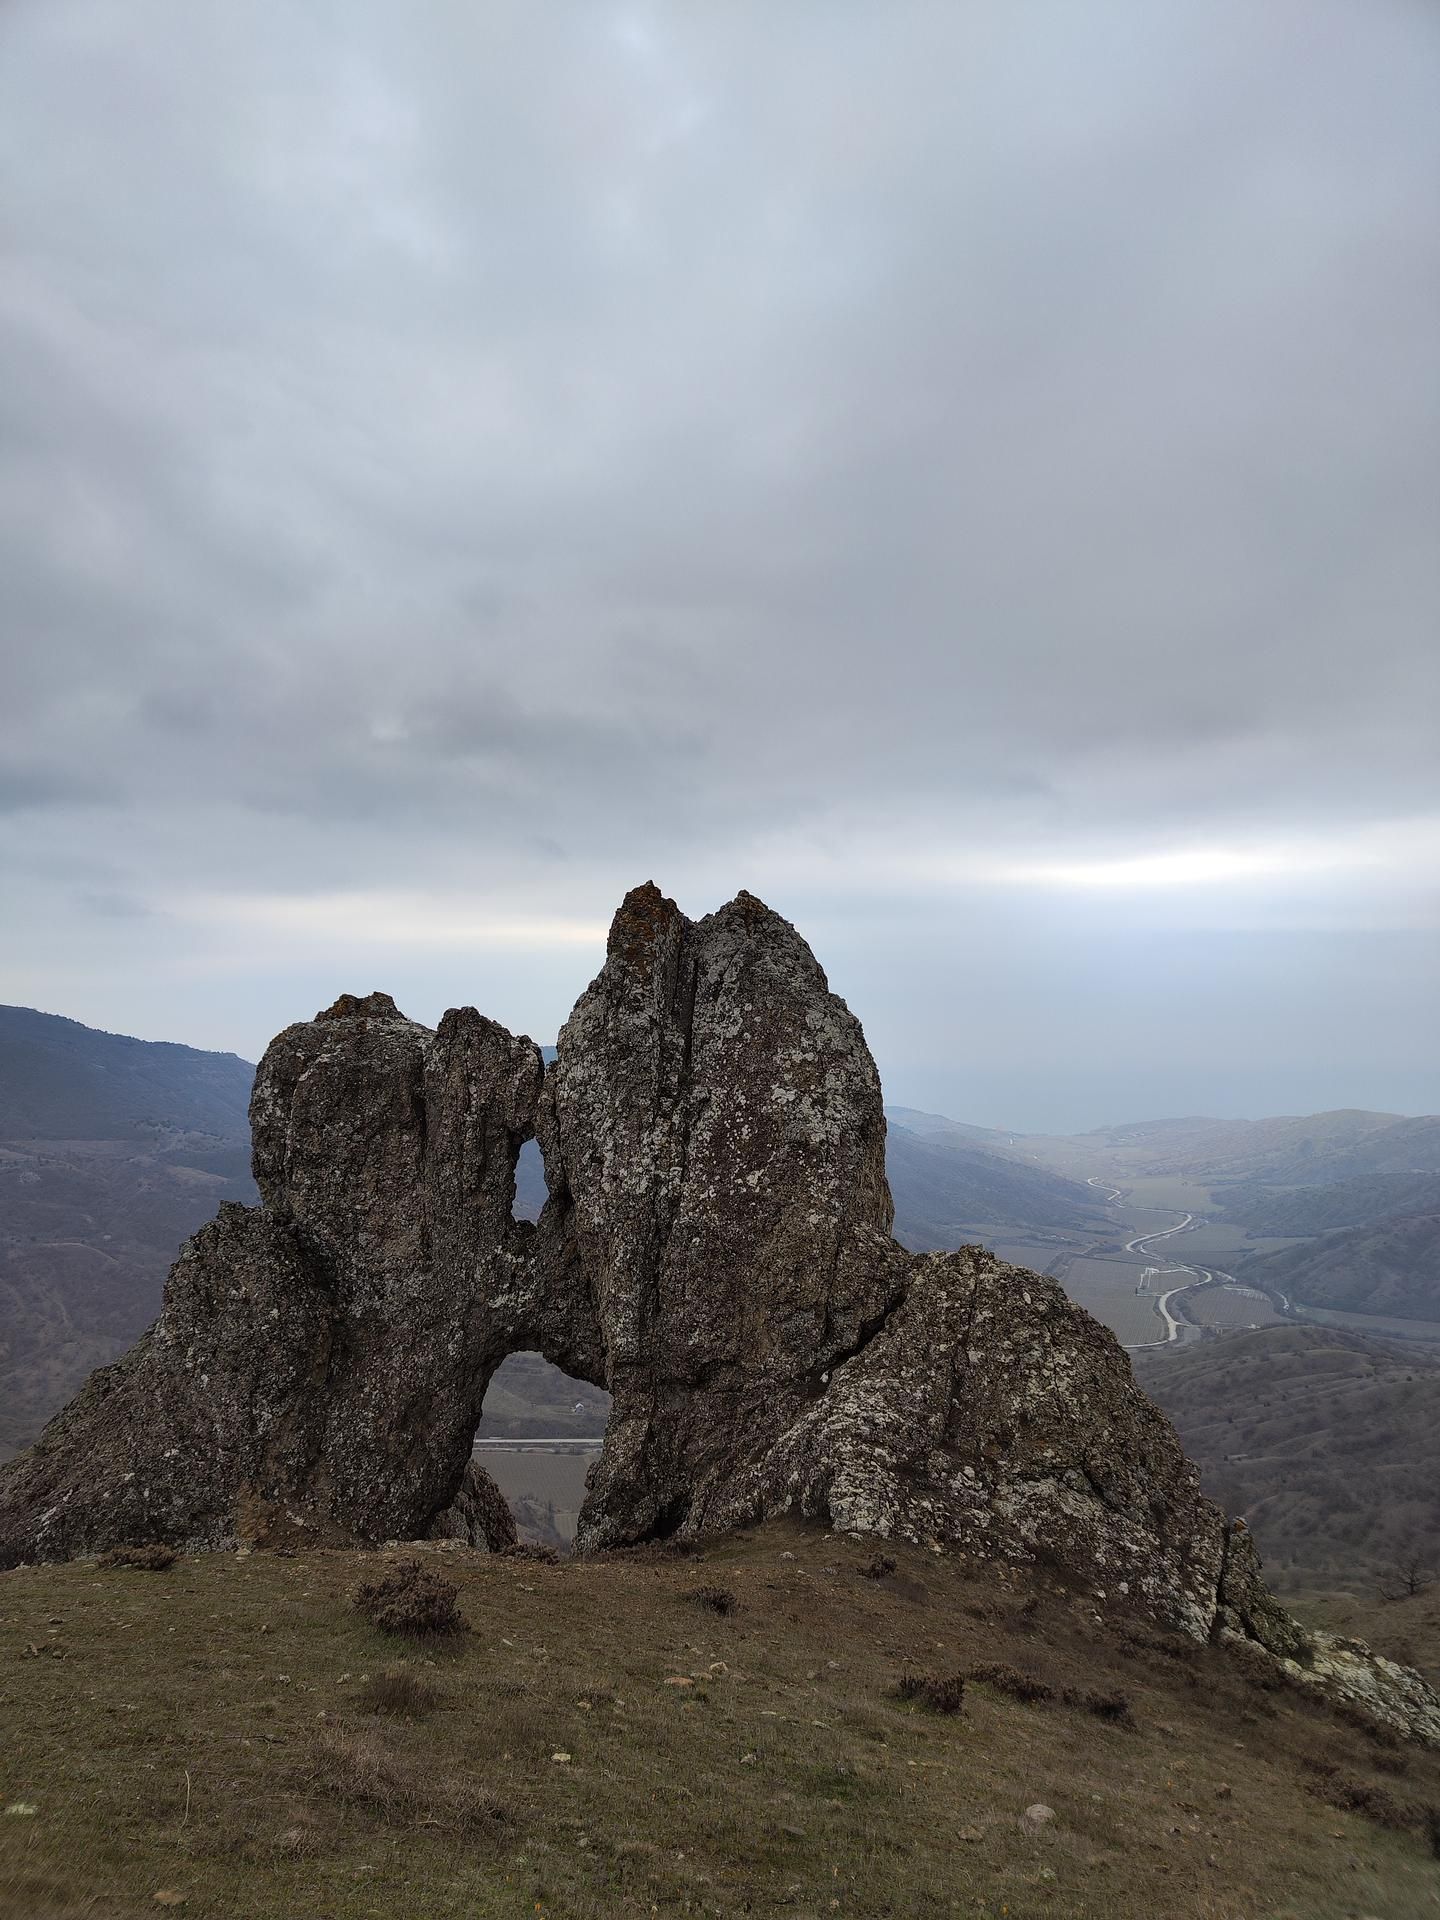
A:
[353, 1664, 444, 1720]
[3, 1523, 1440, 1918]
[96, 1542, 176, 1571]
[308, 1724, 509, 1834]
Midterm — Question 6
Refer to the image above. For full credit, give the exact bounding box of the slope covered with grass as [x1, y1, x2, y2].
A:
[3, 1525, 1438, 1919]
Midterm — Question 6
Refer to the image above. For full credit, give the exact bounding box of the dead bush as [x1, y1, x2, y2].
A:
[895, 1670, 965, 1715]
[1115, 1622, 1195, 1663]
[353, 1558, 467, 1637]
[969, 1662, 1053, 1704]
[689, 1584, 738, 1615]
[355, 1666, 444, 1720]
[1224, 1638, 1293, 1693]
[1009, 1594, 1041, 1631]
[97, 1543, 177, 1571]
[1064, 1686, 1135, 1726]
[309, 1725, 507, 1833]
[1333, 1701, 1402, 1749]
[502, 1542, 560, 1565]
[1314, 1776, 1410, 1831]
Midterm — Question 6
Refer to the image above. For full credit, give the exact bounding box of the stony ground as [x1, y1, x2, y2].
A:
[2, 1523, 1438, 1920]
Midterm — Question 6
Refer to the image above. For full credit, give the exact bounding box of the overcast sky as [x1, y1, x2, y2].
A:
[1, 1, 1437, 1130]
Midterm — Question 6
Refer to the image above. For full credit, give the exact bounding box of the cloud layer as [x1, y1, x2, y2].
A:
[1, 2, 1436, 1124]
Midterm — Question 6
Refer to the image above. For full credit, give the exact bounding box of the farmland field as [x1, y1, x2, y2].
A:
[1058, 1255, 1180, 1345]
[1182, 1283, 1282, 1331]
[475, 1444, 597, 1549]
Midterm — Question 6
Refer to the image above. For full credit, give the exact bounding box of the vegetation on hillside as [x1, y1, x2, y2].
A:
[0, 1007, 257, 1460]
[1137, 1327, 1440, 1593]
[1241, 1214, 1440, 1323]
[4, 1525, 1440, 1919]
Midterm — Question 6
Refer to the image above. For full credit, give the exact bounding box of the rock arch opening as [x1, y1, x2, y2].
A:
[511, 1136, 549, 1226]
[472, 1353, 611, 1554]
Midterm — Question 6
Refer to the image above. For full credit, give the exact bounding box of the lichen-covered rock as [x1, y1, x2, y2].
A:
[1286, 1632, 1440, 1746]
[696, 1244, 1299, 1651]
[0, 1205, 333, 1564]
[0, 997, 537, 1565]
[538, 883, 901, 1547]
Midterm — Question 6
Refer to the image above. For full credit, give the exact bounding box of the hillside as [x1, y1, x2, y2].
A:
[1136, 1327, 1440, 1593]
[0, 1004, 254, 1143]
[1216, 1169, 1440, 1236]
[0, 1007, 256, 1459]
[883, 1122, 1105, 1250]
[1090, 1110, 1424, 1184]
[1242, 1214, 1440, 1322]
[4, 1525, 1440, 1920]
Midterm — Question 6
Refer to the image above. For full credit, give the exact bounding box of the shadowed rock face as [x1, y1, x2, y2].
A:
[1, 883, 1428, 1729]
[0, 993, 548, 1561]
[536, 884, 901, 1547]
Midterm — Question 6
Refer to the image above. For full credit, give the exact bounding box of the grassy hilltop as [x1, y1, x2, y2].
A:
[3, 1525, 1439, 1920]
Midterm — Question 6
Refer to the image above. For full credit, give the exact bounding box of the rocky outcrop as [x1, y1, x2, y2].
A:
[0, 993, 538, 1563]
[697, 1244, 1305, 1656]
[535, 884, 901, 1547]
[428, 1460, 519, 1552]
[2, 881, 1436, 1739]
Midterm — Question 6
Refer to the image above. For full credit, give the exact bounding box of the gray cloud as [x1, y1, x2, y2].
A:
[0, 0, 1436, 1123]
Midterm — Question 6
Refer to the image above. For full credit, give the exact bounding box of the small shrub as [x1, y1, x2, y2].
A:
[1115, 1622, 1195, 1663]
[355, 1667, 443, 1720]
[98, 1543, 177, 1571]
[969, 1662, 1053, 1704]
[1424, 1805, 1440, 1861]
[862, 1555, 897, 1580]
[1064, 1686, 1134, 1726]
[1334, 1701, 1401, 1749]
[1010, 1594, 1041, 1631]
[354, 1558, 467, 1637]
[690, 1584, 738, 1616]
[895, 1670, 965, 1715]
[1225, 1638, 1292, 1693]
[501, 1542, 560, 1565]
[1316, 1777, 1410, 1830]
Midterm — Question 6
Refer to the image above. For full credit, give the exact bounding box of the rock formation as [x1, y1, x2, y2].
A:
[0, 992, 544, 1561]
[4, 881, 1438, 1737]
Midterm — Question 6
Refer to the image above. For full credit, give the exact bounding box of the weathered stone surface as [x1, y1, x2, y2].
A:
[2, 879, 1437, 1741]
[537, 883, 900, 1548]
[1285, 1632, 1440, 1745]
[428, 1459, 518, 1551]
[0, 996, 537, 1565]
[695, 1244, 1304, 1655]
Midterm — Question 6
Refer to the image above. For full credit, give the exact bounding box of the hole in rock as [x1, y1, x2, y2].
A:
[511, 1137, 549, 1225]
[473, 1354, 611, 1556]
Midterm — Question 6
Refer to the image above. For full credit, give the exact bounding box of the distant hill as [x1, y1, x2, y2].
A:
[1091, 1109, 1420, 1184]
[0, 1004, 255, 1145]
[884, 1120, 1105, 1250]
[1136, 1326, 1440, 1591]
[0, 1006, 256, 1459]
[883, 1106, 1016, 1146]
[1215, 1167, 1440, 1235]
[1242, 1213, 1440, 1322]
